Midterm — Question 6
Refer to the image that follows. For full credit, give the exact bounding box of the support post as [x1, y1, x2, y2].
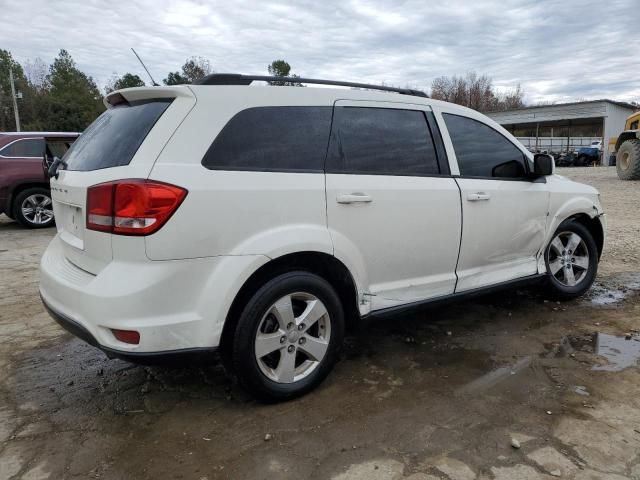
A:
[9, 66, 20, 132]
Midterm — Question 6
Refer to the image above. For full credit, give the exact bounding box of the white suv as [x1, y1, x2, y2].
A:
[40, 74, 606, 401]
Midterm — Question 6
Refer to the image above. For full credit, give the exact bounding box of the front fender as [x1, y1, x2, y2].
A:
[537, 193, 602, 271]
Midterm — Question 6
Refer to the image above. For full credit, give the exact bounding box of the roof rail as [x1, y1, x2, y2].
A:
[192, 74, 428, 98]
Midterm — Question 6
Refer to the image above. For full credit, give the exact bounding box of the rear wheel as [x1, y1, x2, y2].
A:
[231, 271, 344, 402]
[616, 139, 640, 180]
[13, 187, 55, 228]
[576, 155, 589, 167]
[545, 220, 598, 299]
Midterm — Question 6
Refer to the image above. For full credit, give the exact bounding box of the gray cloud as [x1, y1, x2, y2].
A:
[1, 0, 638, 103]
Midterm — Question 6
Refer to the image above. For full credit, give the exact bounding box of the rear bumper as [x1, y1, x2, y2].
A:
[40, 233, 269, 355]
[41, 295, 217, 364]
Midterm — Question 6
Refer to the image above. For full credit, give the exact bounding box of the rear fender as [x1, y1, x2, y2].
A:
[616, 131, 640, 151]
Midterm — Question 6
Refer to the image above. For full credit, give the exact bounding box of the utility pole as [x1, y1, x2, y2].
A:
[9, 66, 21, 132]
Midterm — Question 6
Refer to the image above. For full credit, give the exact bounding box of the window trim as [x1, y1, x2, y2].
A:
[442, 112, 535, 181]
[0, 137, 44, 159]
[325, 105, 446, 177]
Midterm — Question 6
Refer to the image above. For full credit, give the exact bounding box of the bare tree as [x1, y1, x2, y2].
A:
[430, 72, 524, 112]
[24, 58, 49, 91]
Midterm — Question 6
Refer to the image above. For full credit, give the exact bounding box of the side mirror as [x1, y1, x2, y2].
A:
[533, 153, 554, 176]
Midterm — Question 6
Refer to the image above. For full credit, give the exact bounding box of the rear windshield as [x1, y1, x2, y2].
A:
[64, 99, 172, 171]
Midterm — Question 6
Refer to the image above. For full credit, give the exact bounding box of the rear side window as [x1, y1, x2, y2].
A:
[202, 107, 332, 172]
[64, 99, 172, 171]
[326, 107, 440, 176]
[0, 138, 44, 157]
[443, 113, 527, 179]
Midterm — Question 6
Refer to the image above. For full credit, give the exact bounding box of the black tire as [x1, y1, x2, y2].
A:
[616, 139, 640, 180]
[576, 155, 589, 167]
[544, 220, 598, 299]
[12, 187, 55, 229]
[231, 271, 344, 402]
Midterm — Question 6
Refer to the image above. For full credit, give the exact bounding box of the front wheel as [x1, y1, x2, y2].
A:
[616, 139, 640, 180]
[231, 271, 344, 402]
[545, 220, 598, 299]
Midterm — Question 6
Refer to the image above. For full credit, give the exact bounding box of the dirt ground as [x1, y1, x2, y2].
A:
[1, 166, 640, 480]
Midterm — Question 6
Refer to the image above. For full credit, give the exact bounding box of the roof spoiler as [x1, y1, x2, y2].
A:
[192, 73, 428, 98]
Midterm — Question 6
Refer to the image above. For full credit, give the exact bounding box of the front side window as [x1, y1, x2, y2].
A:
[326, 107, 440, 176]
[202, 106, 332, 172]
[443, 113, 528, 179]
[0, 138, 44, 158]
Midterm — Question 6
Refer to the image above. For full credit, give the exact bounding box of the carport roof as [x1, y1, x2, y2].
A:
[487, 99, 638, 114]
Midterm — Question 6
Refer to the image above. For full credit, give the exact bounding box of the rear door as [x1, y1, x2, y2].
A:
[50, 88, 195, 274]
[325, 101, 461, 310]
[439, 112, 549, 291]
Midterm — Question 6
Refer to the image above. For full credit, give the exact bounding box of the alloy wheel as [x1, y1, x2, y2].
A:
[547, 231, 590, 287]
[254, 292, 331, 384]
[21, 194, 54, 225]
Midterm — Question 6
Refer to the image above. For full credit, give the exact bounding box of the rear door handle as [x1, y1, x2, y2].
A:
[467, 192, 491, 202]
[336, 193, 373, 204]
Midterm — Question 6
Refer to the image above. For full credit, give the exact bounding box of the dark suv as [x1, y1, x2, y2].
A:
[0, 132, 79, 228]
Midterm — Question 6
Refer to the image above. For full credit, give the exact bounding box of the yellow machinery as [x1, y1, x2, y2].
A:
[609, 111, 640, 180]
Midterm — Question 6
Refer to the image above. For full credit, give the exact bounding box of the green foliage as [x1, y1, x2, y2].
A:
[163, 71, 189, 86]
[105, 73, 145, 94]
[0, 49, 27, 131]
[45, 49, 105, 131]
[267, 60, 304, 86]
[0, 49, 105, 132]
[163, 56, 212, 85]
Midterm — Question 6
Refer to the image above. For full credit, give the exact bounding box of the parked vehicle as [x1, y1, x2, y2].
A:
[575, 146, 601, 166]
[555, 151, 576, 167]
[39, 76, 606, 401]
[0, 132, 79, 227]
[608, 111, 640, 179]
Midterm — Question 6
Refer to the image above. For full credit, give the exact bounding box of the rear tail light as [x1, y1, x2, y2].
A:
[87, 179, 187, 235]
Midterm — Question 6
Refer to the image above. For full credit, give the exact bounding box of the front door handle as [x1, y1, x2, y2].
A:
[336, 193, 373, 204]
[467, 192, 491, 202]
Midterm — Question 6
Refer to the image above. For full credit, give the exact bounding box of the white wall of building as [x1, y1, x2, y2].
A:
[487, 101, 636, 166]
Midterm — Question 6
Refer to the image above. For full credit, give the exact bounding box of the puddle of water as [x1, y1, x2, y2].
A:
[456, 356, 532, 394]
[588, 273, 640, 305]
[593, 333, 640, 372]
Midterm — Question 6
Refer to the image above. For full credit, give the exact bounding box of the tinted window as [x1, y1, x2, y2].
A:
[0, 138, 44, 157]
[46, 139, 76, 159]
[443, 113, 527, 178]
[64, 99, 172, 171]
[326, 107, 440, 175]
[202, 107, 332, 172]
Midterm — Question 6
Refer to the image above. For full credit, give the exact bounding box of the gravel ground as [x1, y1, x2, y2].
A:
[1, 166, 640, 479]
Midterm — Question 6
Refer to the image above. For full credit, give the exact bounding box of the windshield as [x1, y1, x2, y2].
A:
[64, 99, 172, 171]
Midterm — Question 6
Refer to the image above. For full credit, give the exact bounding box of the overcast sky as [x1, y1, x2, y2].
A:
[1, 0, 638, 104]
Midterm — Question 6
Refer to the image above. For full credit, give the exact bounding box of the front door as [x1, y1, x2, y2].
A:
[439, 112, 549, 291]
